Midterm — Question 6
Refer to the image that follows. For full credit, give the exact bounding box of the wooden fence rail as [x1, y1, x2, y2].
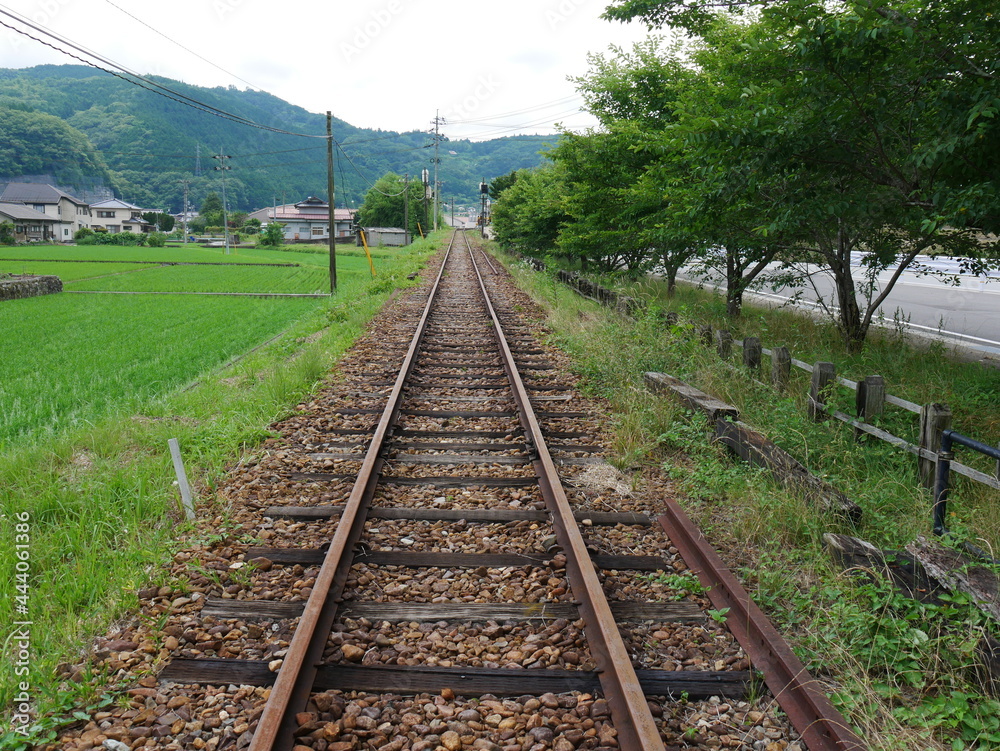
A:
[509, 251, 1000, 495]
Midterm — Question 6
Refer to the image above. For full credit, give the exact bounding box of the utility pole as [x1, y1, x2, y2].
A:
[181, 180, 189, 244]
[422, 169, 430, 233]
[404, 174, 410, 246]
[480, 178, 489, 238]
[451, 197, 454, 228]
[213, 153, 231, 254]
[431, 111, 444, 231]
[327, 111, 337, 294]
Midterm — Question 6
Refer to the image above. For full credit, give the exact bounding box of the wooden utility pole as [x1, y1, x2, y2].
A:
[327, 111, 337, 294]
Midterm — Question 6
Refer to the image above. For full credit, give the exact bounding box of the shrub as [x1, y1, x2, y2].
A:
[0, 220, 15, 245]
[90, 231, 147, 246]
[147, 232, 167, 247]
[73, 227, 94, 242]
[258, 222, 286, 248]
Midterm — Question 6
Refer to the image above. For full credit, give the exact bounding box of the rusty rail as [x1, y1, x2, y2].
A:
[465, 232, 666, 751]
[658, 500, 866, 751]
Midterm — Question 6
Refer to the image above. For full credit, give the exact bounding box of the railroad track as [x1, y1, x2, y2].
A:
[53, 230, 863, 751]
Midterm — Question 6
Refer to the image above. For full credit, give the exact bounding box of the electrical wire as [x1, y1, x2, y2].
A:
[445, 94, 583, 124]
[101, 0, 266, 94]
[0, 5, 327, 139]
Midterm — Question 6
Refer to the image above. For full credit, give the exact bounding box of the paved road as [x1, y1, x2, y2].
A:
[680, 254, 1000, 360]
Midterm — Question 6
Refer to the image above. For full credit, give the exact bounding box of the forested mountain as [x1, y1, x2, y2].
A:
[0, 65, 552, 211]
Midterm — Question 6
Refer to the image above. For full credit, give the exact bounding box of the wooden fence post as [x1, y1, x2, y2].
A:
[743, 337, 762, 371]
[771, 347, 791, 392]
[854, 375, 885, 441]
[715, 330, 733, 359]
[919, 403, 953, 489]
[808, 362, 836, 421]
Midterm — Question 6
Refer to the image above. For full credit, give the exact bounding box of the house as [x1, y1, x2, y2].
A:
[248, 197, 356, 242]
[0, 183, 91, 241]
[90, 199, 155, 234]
[0, 202, 59, 243]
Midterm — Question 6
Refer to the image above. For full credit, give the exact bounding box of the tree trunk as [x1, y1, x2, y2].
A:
[828, 225, 866, 351]
[665, 266, 677, 297]
[725, 250, 744, 317]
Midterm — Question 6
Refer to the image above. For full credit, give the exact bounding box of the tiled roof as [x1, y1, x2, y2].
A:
[0, 202, 57, 221]
[0, 182, 86, 205]
[91, 198, 145, 210]
[250, 204, 356, 221]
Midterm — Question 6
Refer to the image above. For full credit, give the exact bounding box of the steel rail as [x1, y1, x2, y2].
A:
[464, 234, 667, 751]
[657, 500, 867, 751]
[249, 231, 460, 751]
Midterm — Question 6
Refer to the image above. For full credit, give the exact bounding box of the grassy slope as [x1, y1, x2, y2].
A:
[0, 237, 440, 744]
[496, 249, 1000, 750]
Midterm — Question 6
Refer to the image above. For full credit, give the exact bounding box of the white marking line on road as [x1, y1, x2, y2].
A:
[750, 289, 1000, 351]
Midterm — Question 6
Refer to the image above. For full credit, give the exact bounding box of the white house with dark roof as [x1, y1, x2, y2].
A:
[0, 202, 59, 242]
[0, 183, 91, 241]
[90, 198, 155, 234]
[248, 197, 356, 242]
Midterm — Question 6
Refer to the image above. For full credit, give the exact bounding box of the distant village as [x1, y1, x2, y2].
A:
[0, 181, 365, 245]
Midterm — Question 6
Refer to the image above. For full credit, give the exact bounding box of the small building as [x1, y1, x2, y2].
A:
[0, 182, 91, 241]
[90, 198, 155, 234]
[0, 202, 60, 242]
[248, 197, 356, 242]
[359, 227, 409, 247]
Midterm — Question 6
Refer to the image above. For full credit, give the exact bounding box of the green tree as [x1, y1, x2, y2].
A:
[489, 170, 520, 200]
[201, 192, 223, 215]
[597, 1, 1000, 344]
[258, 222, 285, 247]
[0, 221, 15, 245]
[356, 173, 426, 238]
[491, 165, 570, 254]
[142, 212, 176, 232]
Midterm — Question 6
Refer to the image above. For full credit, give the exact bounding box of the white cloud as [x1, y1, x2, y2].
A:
[0, 0, 650, 139]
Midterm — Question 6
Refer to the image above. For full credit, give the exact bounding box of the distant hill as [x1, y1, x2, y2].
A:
[0, 65, 554, 211]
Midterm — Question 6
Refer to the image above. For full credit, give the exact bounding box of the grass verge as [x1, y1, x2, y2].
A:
[0, 235, 440, 746]
[496, 247, 1000, 750]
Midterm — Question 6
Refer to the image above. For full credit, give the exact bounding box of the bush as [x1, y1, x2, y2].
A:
[73, 227, 94, 242]
[257, 222, 286, 248]
[147, 232, 167, 247]
[89, 231, 147, 246]
[0, 220, 15, 245]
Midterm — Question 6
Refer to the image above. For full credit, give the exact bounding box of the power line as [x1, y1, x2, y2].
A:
[446, 95, 583, 124]
[0, 5, 327, 140]
[101, 0, 266, 93]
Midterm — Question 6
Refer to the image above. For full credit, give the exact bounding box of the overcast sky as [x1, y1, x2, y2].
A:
[0, 0, 653, 141]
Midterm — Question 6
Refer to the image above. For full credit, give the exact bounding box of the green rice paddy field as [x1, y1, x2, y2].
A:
[0, 244, 394, 447]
